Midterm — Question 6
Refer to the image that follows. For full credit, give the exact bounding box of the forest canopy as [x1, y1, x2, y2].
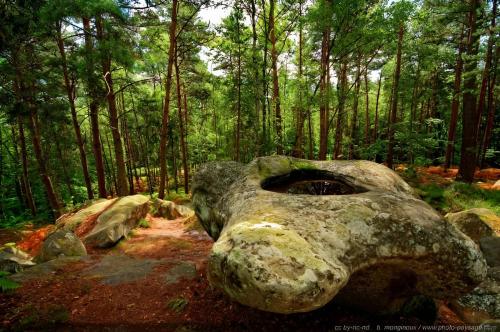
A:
[0, 0, 498, 223]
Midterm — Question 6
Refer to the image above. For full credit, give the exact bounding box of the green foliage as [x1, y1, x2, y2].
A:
[137, 218, 150, 228]
[0, 271, 20, 293]
[167, 297, 188, 313]
[164, 188, 190, 203]
[417, 182, 500, 215]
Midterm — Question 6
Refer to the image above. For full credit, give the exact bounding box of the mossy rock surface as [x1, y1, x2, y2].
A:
[193, 156, 487, 314]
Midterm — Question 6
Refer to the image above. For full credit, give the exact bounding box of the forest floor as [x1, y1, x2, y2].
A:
[1, 212, 468, 331]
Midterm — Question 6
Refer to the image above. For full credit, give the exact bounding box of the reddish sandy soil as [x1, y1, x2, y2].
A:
[0, 213, 472, 331]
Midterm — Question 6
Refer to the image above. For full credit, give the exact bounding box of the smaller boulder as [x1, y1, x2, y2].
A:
[0, 245, 35, 273]
[36, 230, 87, 263]
[152, 199, 195, 220]
[445, 208, 500, 244]
[152, 199, 181, 219]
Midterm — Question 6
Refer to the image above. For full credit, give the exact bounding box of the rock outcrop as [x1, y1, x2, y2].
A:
[36, 230, 87, 262]
[84, 195, 150, 248]
[192, 156, 487, 314]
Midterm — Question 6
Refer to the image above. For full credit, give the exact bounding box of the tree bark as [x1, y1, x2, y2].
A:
[55, 22, 94, 199]
[476, 0, 496, 162]
[480, 17, 499, 167]
[235, 3, 242, 162]
[457, 0, 481, 183]
[349, 59, 362, 159]
[27, 106, 61, 217]
[174, 49, 189, 194]
[292, 1, 305, 158]
[319, 1, 332, 160]
[445, 28, 465, 169]
[373, 72, 382, 143]
[269, 0, 283, 155]
[83, 17, 107, 198]
[364, 67, 370, 146]
[17, 118, 36, 215]
[95, 17, 129, 196]
[386, 24, 404, 169]
[158, 0, 178, 199]
[334, 62, 348, 159]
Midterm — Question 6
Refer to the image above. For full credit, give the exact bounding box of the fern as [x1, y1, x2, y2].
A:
[0, 271, 20, 292]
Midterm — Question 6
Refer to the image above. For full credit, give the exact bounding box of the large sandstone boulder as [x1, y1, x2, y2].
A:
[84, 195, 150, 248]
[192, 156, 487, 314]
[36, 230, 87, 262]
[56, 198, 117, 232]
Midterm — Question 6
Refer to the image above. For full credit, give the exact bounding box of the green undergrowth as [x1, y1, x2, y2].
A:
[167, 297, 188, 313]
[416, 182, 500, 215]
[0, 271, 20, 292]
[138, 218, 150, 228]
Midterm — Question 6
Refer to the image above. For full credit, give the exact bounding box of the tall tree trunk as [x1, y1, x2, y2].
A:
[235, 3, 242, 162]
[334, 62, 348, 159]
[55, 22, 93, 200]
[292, 1, 305, 158]
[27, 107, 61, 217]
[95, 17, 129, 196]
[307, 109, 314, 159]
[269, 0, 283, 155]
[476, 0, 496, 161]
[174, 50, 189, 194]
[249, 0, 261, 155]
[458, 0, 481, 183]
[480, 24, 499, 167]
[83, 17, 106, 198]
[260, 0, 268, 153]
[364, 67, 370, 146]
[158, 0, 178, 199]
[445, 28, 465, 169]
[319, 2, 331, 160]
[349, 59, 362, 159]
[386, 24, 404, 169]
[17, 118, 36, 215]
[373, 72, 382, 143]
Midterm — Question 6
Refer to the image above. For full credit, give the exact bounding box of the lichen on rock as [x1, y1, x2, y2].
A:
[193, 156, 487, 314]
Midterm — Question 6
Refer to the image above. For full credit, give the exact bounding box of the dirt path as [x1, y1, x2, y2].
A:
[0, 215, 467, 331]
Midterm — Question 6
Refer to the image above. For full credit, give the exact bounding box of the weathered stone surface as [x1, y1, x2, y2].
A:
[192, 156, 487, 314]
[445, 208, 500, 244]
[9, 257, 85, 283]
[82, 254, 158, 285]
[84, 195, 150, 248]
[452, 272, 500, 322]
[56, 199, 117, 232]
[36, 230, 87, 262]
[164, 262, 197, 285]
[0, 245, 34, 273]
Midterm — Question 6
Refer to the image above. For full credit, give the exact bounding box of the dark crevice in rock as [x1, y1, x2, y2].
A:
[261, 170, 368, 195]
